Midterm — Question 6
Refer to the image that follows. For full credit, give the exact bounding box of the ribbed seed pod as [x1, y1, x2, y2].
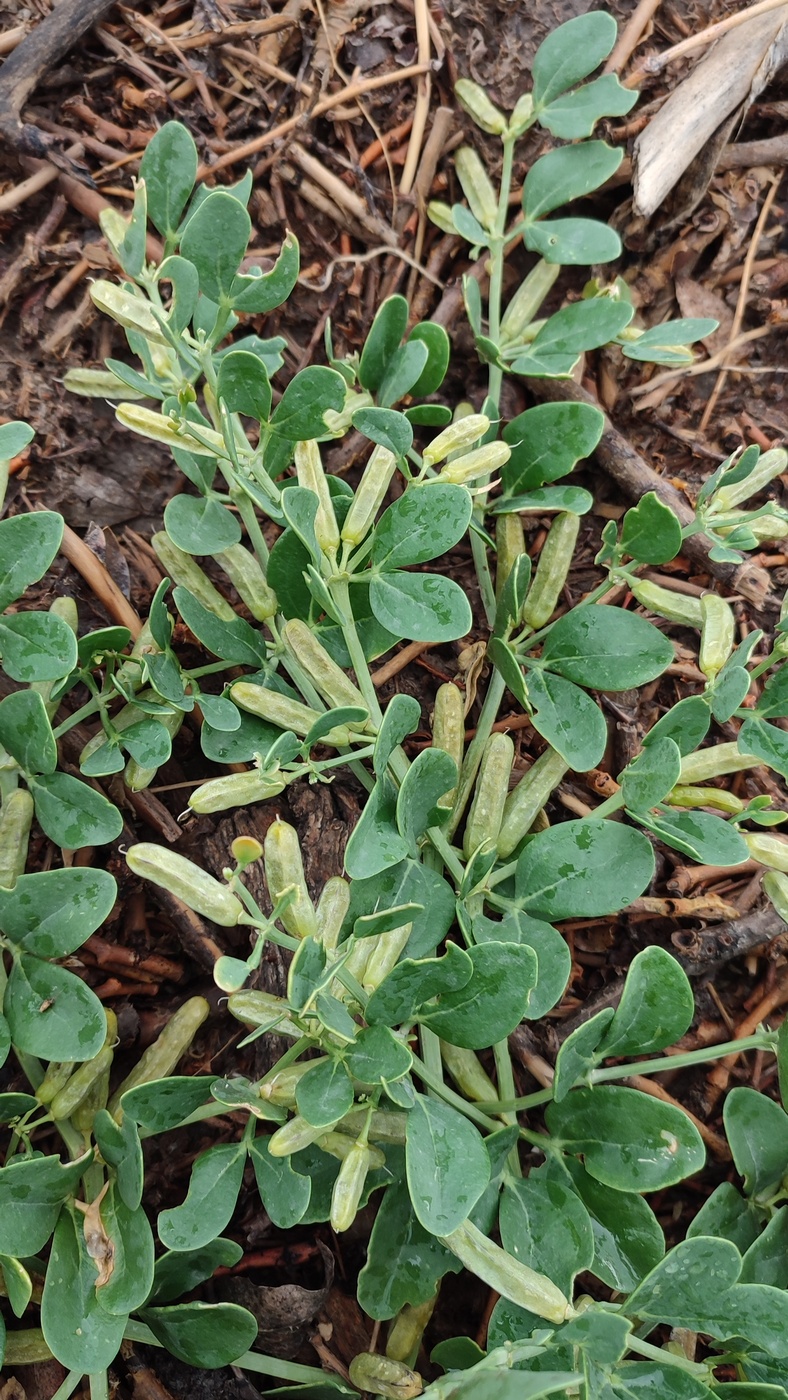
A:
[629, 578, 703, 627]
[316, 876, 351, 953]
[0, 789, 34, 889]
[497, 747, 569, 858]
[678, 743, 760, 784]
[108, 996, 210, 1116]
[151, 533, 236, 620]
[495, 513, 526, 602]
[431, 684, 464, 809]
[264, 819, 318, 939]
[215, 543, 277, 620]
[281, 619, 367, 711]
[230, 682, 354, 746]
[463, 731, 514, 858]
[294, 440, 340, 553]
[126, 845, 243, 926]
[341, 445, 398, 546]
[522, 513, 580, 629]
[189, 769, 285, 814]
[699, 593, 736, 680]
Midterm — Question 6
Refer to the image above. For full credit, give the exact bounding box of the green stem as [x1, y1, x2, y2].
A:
[410, 1051, 499, 1131]
[89, 1373, 109, 1400]
[50, 1371, 84, 1400]
[492, 1040, 521, 1175]
[419, 1025, 444, 1098]
[331, 578, 383, 726]
[52, 695, 105, 739]
[626, 1335, 712, 1378]
[475, 1031, 776, 1113]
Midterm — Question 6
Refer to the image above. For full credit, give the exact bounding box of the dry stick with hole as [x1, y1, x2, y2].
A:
[699, 174, 782, 433]
[603, 0, 664, 74]
[0, 0, 117, 163]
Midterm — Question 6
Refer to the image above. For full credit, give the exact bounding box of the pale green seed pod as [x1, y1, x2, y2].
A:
[63, 368, 147, 401]
[431, 683, 464, 809]
[629, 578, 703, 627]
[215, 543, 278, 620]
[422, 414, 490, 467]
[463, 731, 514, 858]
[316, 876, 351, 953]
[440, 1042, 498, 1102]
[50, 1045, 114, 1122]
[441, 1218, 570, 1324]
[117, 404, 225, 457]
[90, 281, 168, 343]
[745, 831, 788, 874]
[349, 1353, 423, 1400]
[268, 1114, 327, 1156]
[666, 785, 744, 814]
[108, 996, 210, 1116]
[281, 619, 367, 712]
[36, 1060, 77, 1107]
[114, 619, 160, 695]
[362, 924, 412, 993]
[427, 201, 459, 236]
[497, 747, 569, 858]
[500, 259, 560, 345]
[712, 448, 788, 512]
[341, 445, 398, 546]
[294, 440, 340, 553]
[495, 513, 526, 602]
[330, 1140, 371, 1232]
[339, 1109, 407, 1144]
[259, 1059, 326, 1105]
[386, 1296, 438, 1367]
[455, 79, 508, 135]
[2, 1330, 56, 1365]
[151, 533, 236, 620]
[508, 91, 535, 138]
[678, 743, 761, 784]
[0, 789, 34, 889]
[763, 870, 788, 923]
[72, 1066, 110, 1135]
[230, 682, 354, 746]
[126, 844, 243, 926]
[699, 593, 736, 680]
[455, 145, 498, 231]
[717, 511, 788, 542]
[438, 442, 510, 485]
[522, 513, 580, 629]
[318, 1132, 386, 1167]
[188, 769, 286, 814]
[227, 990, 302, 1038]
[264, 819, 318, 939]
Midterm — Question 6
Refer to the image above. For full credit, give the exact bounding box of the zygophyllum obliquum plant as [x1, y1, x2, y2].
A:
[4, 10, 788, 1398]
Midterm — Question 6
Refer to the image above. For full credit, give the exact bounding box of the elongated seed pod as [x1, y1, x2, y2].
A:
[455, 145, 497, 230]
[37, 1060, 77, 1107]
[124, 704, 185, 792]
[745, 832, 788, 873]
[294, 440, 340, 553]
[268, 1114, 327, 1156]
[699, 594, 736, 680]
[717, 511, 788, 543]
[463, 731, 514, 858]
[318, 1132, 386, 1167]
[114, 619, 160, 695]
[348, 1354, 423, 1400]
[522, 513, 580, 629]
[330, 1141, 371, 1232]
[126, 844, 243, 926]
[264, 819, 318, 939]
[454, 79, 508, 135]
[51, 1046, 114, 1121]
[386, 1296, 438, 1367]
[117, 403, 226, 456]
[497, 747, 569, 858]
[763, 870, 788, 922]
[72, 1066, 110, 1135]
[215, 543, 277, 620]
[439, 442, 510, 485]
[713, 448, 788, 512]
[441, 1218, 570, 1324]
[495, 513, 526, 602]
[90, 281, 168, 343]
[281, 619, 367, 712]
[316, 876, 350, 953]
[678, 743, 761, 784]
[189, 770, 286, 814]
[2, 1330, 55, 1365]
[108, 996, 210, 1116]
[339, 1109, 407, 1143]
[500, 260, 560, 346]
[440, 1042, 498, 1103]
[432, 684, 464, 809]
[230, 682, 354, 746]
[666, 785, 744, 814]
[227, 990, 302, 1038]
[629, 578, 703, 627]
[0, 789, 34, 889]
[422, 414, 490, 467]
[362, 924, 412, 993]
[259, 1059, 326, 1105]
[151, 533, 236, 621]
[341, 446, 398, 546]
